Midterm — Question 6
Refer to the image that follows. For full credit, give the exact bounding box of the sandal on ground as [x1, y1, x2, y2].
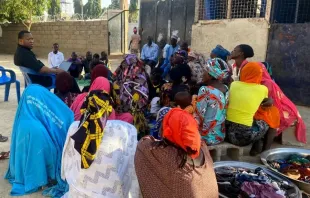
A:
[0, 135, 8, 142]
[0, 151, 10, 160]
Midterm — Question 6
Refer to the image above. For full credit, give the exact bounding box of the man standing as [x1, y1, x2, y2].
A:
[129, 27, 141, 55]
[160, 35, 180, 78]
[48, 43, 64, 68]
[141, 36, 159, 69]
[14, 30, 64, 87]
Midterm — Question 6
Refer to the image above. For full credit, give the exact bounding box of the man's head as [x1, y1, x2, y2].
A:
[93, 53, 100, 64]
[86, 51, 92, 61]
[133, 27, 137, 34]
[170, 35, 178, 47]
[147, 36, 153, 46]
[53, 43, 59, 54]
[101, 51, 107, 60]
[71, 52, 78, 61]
[18, 30, 34, 49]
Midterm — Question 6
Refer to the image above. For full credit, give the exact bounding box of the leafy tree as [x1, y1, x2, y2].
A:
[0, 0, 49, 31]
[84, 0, 102, 19]
[48, 0, 61, 16]
[129, 0, 138, 22]
[74, 0, 83, 14]
[108, 0, 120, 9]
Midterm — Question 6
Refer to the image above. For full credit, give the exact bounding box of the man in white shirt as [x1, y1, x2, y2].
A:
[48, 43, 64, 68]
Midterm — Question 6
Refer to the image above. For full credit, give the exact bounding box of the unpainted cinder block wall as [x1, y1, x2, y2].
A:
[191, 18, 269, 62]
[0, 20, 108, 59]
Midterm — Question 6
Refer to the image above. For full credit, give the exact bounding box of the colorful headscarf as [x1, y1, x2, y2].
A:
[211, 45, 230, 61]
[71, 77, 111, 121]
[71, 90, 113, 169]
[240, 62, 263, 84]
[162, 108, 201, 159]
[204, 58, 227, 80]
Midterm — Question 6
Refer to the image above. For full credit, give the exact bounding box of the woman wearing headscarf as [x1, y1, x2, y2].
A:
[62, 91, 140, 198]
[210, 45, 231, 62]
[135, 108, 218, 198]
[82, 64, 112, 92]
[226, 62, 280, 155]
[195, 58, 229, 146]
[55, 72, 79, 107]
[113, 54, 149, 136]
[188, 52, 206, 84]
[71, 77, 133, 123]
[230, 44, 306, 144]
[5, 85, 74, 197]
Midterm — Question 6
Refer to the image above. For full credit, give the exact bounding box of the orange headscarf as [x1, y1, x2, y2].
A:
[240, 62, 263, 84]
[241, 62, 280, 129]
[162, 108, 201, 159]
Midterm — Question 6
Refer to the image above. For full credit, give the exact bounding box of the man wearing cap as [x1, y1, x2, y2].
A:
[160, 35, 180, 79]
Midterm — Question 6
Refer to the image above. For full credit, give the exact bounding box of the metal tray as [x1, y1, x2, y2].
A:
[261, 148, 310, 194]
[214, 161, 302, 198]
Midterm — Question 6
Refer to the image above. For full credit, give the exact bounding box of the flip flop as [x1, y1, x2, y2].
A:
[0, 135, 8, 142]
[0, 151, 10, 160]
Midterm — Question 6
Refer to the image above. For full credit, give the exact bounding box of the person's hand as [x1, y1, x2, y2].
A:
[261, 98, 273, 107]
[54, 68, 65, 75]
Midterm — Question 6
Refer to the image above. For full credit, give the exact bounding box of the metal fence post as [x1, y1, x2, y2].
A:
[294, 0, 300, 23]
[227, 0, 232, 19]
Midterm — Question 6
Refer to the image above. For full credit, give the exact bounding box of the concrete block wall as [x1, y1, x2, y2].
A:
[0, 20, 108, 59]
[191, 18, 269, 62]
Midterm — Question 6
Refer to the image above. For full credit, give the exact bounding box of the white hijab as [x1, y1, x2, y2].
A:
[61, 120, 140, 198]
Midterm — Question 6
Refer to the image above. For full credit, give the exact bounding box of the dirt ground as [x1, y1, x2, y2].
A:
[0, 53, 309, 197]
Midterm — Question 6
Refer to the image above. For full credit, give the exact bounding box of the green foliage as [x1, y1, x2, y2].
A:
[129, 0, 138, 22]
[74, 0, 83, 14]
[84, 0, 102, 19]
[48, 0, 61, 15]
[0, 0, 49, 30]
[108, 0, 120, 9]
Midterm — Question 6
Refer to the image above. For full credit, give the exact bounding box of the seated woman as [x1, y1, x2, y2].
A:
[71, 77, 133, 124]
[195, 58, 229, 146]
[62, 90, 140, 198]
[5, 84, 74, 197]
[82, 64, 112, 92]
[226, 62, 280, 155]
[135, 108, 218, 198]
[55, 72, 79, 107]
[113, 54, 149, 136]
[230, 44, 306, 143]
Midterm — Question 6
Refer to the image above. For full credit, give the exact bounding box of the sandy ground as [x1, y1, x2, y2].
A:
[0, 53, 309, 197]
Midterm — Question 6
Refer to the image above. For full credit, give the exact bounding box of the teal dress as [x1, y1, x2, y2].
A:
[195, 85, 229, 145]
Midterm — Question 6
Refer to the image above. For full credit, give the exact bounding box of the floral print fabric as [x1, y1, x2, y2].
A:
[195, 85, 229, 145]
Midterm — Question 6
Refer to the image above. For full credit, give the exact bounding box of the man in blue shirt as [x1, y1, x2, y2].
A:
[141, 36, 159, 69]
[160, 35, 180, 79]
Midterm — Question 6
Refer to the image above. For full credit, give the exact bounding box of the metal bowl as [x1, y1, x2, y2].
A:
[214, 161, 302, 198]
[261, 148, 310, 194]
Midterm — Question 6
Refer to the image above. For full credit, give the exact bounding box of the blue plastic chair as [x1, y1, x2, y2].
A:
[18, 66, 56, 90]
[0, 66, 20, 103]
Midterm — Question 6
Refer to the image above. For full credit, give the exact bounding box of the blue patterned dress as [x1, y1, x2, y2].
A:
[195, 85, 229, 145]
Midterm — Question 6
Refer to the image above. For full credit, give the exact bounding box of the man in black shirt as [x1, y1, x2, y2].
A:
[14, 30, 63, 87]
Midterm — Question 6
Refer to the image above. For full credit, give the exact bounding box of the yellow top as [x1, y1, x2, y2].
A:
[227, 81, 268, 126]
